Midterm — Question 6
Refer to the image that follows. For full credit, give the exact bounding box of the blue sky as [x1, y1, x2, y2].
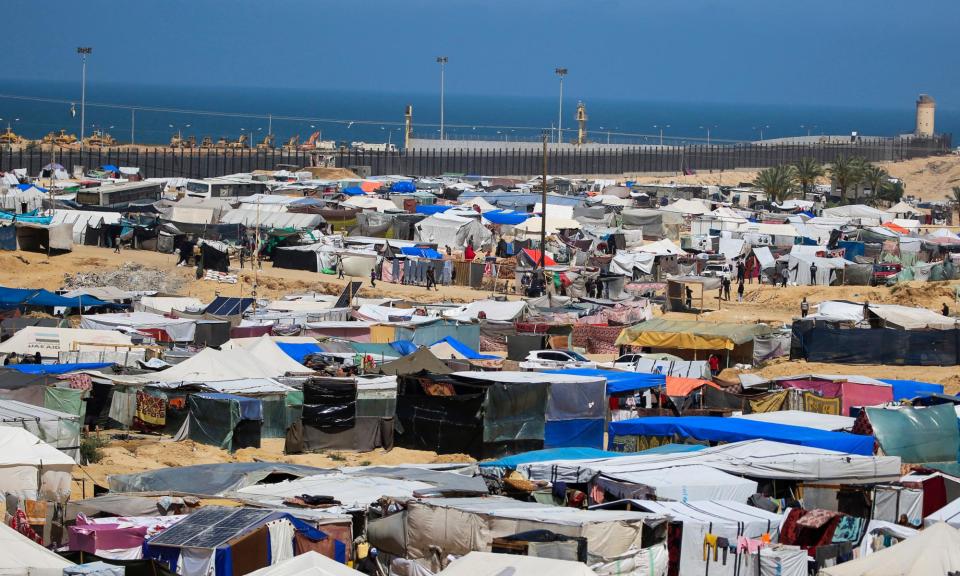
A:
[2, 0, 958, 110]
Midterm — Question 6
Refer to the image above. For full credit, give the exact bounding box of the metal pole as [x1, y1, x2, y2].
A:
[436, 56, 448, 141]
[130, 109, 135, 144]
[555, 68, 567, 144]
[77, 47, 92, 161]
[540, 131, 548, 271]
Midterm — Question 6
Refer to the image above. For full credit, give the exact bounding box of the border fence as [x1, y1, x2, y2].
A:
[1, 135, 951, 179]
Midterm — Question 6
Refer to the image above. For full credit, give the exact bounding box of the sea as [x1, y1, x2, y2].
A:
[0, 79, 956, 149]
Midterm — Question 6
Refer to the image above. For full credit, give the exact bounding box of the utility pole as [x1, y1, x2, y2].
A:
[77, 47, 92, 161]
[130, 109, 135, 144]
[436, 56, 448, 141]
[540, 131, 548, 273]
[555, 68, 567, 144]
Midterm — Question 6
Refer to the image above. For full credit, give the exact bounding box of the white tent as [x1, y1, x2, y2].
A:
[811, 300, 959, 330]
[634, 238, 686, 256]
[786, 251, 846, 285]
[50, 210, 122, 243]
[439, 552, 598, 576]
[137, 296, 204, 314]
[0, 400, 83, 462]
[820, 522, 960, 576]
[661, 198, 709, 215]
[221, 209, 325, 230]
[609, 252, 656, 276]
[596, 464, 758, 502]
[461, 196, 496, 212]
[0, 426, 75, 500]
[0, 326, 132, 359]
[622, 500, 785, 576]
[442, 299, 527, 322]
[246, 551, 361, 576]
[925, 497, 960, 527]
[0, 521, 74, 576]
[80, 311, 197, 342]
[514, 215, 582, 235]
[415, 211, 493, 248]
[237, 473, 433, 513]
[823, 204, 891, 224]
[341, 196, 401, 212]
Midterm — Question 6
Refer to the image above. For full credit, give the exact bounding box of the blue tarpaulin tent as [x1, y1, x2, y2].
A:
[101, 165, 119, 172]
[276, 342, 323, 364]
[342, 186, 365, 196]
[415, 205, 451, 215]
[482, 209, 530, 226]
[390, 340, 417, 356]
[6, 362, 112, 375]
[430, 336, 497, 360]
[18, 183, 47, 193]
[545, 368, 666, 395]
[479, 443, 704, 468]
[391, 181, 416, 193]
[609, 416, 875, 455]
[879, 379, 944, 401]
[204, 297, 254, 316]
[0, 286, 121, 310]
[400, 246, 443, 259]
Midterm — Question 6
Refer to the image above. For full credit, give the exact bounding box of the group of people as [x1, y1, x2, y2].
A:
[2, 351, 42, 366]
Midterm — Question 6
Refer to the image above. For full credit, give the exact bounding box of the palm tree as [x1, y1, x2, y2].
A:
[860, 164, 889, 203]
[753, 165, 797, 204]
[829, 156, 862, 202]
[793, 157, 825, 197]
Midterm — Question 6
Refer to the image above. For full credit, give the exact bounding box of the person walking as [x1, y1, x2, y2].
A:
[942, 302, 950, 316]
[425, 266, 438, 291]
[113, 236, 121, 253]
[801, 297, 809, 318]
[685, 286, 693, 309]
[370, 265, 377, 288]
[809, 262, 818, 285]
[708, 353, 720, 376]
[239, 244, 246, 269]
[337, 256, 345, 279]
[736, 259, 745, 284]
[722, 276, 731, 301]
[737, 281, 745, 303]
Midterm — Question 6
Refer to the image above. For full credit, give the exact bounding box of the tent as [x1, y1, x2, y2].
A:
[107, 462, 327, 495]
[429, 336, 497, 360]
[736, 410, 855, 431]
[0, 426, 75, 500]
[546, 368, 666, 395]
[820, 522, 960, 576]
[823, 204, 892, 224]
[610, 500, 787, 576]
[615, 318, 771, 351]
[880, 379, 945, 400]
[0, 326, 133, 359]
[609, 416, 873, 454]
[379, 347, 452, 376]
[482, 209, 529, 226]
[518, 439, 901, 485]
[415, 211, 492, 249]
[184, 393, 263, 451]
[442, 299, 526, 322]
[774, 375, 893, 416]
[295, 375, 398, 453]
[0, 287, 120, 311]
[0, 399, 83, 461]
[14, 222, 73, 252]
[513, 215, 582, 235]
[246, 551, 361, 576]
[0, 521, 75, 576]
[80, 312, 197, 342]
[660, 198, 709, 215]
[864, 403, 959, 463]
[145, 339, 310, 383]
[438, 552, 598, 576]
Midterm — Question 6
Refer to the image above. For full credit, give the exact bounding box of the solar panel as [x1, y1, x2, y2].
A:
[149, 507, 274, 549]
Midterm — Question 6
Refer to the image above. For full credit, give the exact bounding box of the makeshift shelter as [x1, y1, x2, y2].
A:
[80, 312, 197, 342]
[442, 299, 527, 322]
[608, 416, 874, 455]
[15, 222, 73, 252]
[774, 375, 893, 416]
[0, 399, 82, 461]
[0, 521, 75, 576]
[819, 521, 960, 576]
[0, 426, 75, 500]
[182, 393, 263, 451]
[605, 500, 788, 576]
[864, 404, 959, 463]
[736, 410, 855, 431]
[0, 326, 133, 360]
[108, 462, 327, 495]
[438, 552, 598, 576]
[67, 514, 185, 561]
[293, 375, 397, 453]
[379, 347, 452, 376]
[414, 211, 492, 249]
[616, 318, 772, 364]
[367, 497, 666, 575]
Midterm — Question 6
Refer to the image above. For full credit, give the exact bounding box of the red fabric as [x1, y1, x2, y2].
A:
[465, 246, 476, 260]
[778, 378, 892, 416]
[921, 476, 948, 518]
[522, 248, 556, 266]
[9, 509, 41, 544]
[708, 356, 720, 372]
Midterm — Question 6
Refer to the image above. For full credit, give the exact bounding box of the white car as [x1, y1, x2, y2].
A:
[702, 263, 733, 280]
[606, 353, 647, 371]
[519, 349, 597, 370]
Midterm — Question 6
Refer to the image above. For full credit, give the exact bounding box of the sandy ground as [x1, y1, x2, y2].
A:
[73, 435, 474, 499]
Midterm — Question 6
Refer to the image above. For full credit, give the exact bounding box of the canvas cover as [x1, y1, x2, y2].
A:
[0, 521, 75, 576]
[0, 426, 75, 500]
[246, 551, 360, 576]
[379, 348, 453, 376]
[616, 318, 770, 350]
[866, 404, 960, 463]
[81, 312, 197, 342]
[439, 552, 598, 576]
[108, 462, 326, 495]
[820, 522, 960, 576]
[0, 326, 132, 358]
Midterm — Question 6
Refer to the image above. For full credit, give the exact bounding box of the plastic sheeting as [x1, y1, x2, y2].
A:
[820, 522, 960, 576]
[547, 369, 666, 395]
[791, 323, 960, 366]
[880, 379, 944, 401]
[866, 404, 959, 463]
[608, 416, 874, 455]
[107, 462, 328, 495]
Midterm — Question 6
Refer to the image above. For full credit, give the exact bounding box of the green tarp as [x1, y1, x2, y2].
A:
[261, 396, 288, 438]
[45, 386, 86, 420]
[187, 395, 241, 451]
[866, 403, 960, 463]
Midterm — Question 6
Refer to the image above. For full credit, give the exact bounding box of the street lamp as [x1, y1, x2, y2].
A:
[168, 123, 191, 140]
[436, 56, 448, 141]
[700, 124, 717, 146]
[653, 124, 670, 146]
[753, 124, 770, 142]
[555, 67, 567, 144]
[77, 47, 92, 156]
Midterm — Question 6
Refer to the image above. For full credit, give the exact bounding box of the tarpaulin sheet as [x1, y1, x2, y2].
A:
[482, 210, 530, 226]
[302, 379, 357, 430]
[276, 342, 322, 364]
[0, 286, 120, 310]
[6, 362, 111, 374]
[482, 382, 548, 443]
[0, 225, 16, 250]
[866, 403, 959, 463]
[879, 379, 944, 401]
[544, 419, 604, 449]
[479, 447, 630, 468]
[778, 378, 891, 416]
[609, 416, 875, 455]
[44, 386, 86, 419]
[616, 318, 770, 350]
[187, 394, 241, 450]
[546, 369, 666, 395]
[415, 205, 451, 215]
[260, 396, 288, 438]
[430, 336, 496, 360]
[108, 462, 327, 494]
[400, 246, 443, 259]
[792, 323, 960, 366]
[395, 391, 485, 455]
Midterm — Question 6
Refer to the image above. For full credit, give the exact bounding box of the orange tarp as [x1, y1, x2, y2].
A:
[882, 221, 909, 235]
[666, 377, 720, 397]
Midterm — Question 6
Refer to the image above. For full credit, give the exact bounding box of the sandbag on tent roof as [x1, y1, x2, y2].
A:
[615, 318, 771, 350]
[609, 416, 874, 454]
[439, 552, 598, 576]
[0, 521, 75, 576]
[864, 403, 959, 463]
[820, 521, 960, 576]
[108, 462, 330, 495]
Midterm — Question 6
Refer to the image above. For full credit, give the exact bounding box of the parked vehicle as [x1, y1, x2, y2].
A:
[871, 263, 902, 286]
[702, 263, 734, 280]
[519, 349, 597, 370]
